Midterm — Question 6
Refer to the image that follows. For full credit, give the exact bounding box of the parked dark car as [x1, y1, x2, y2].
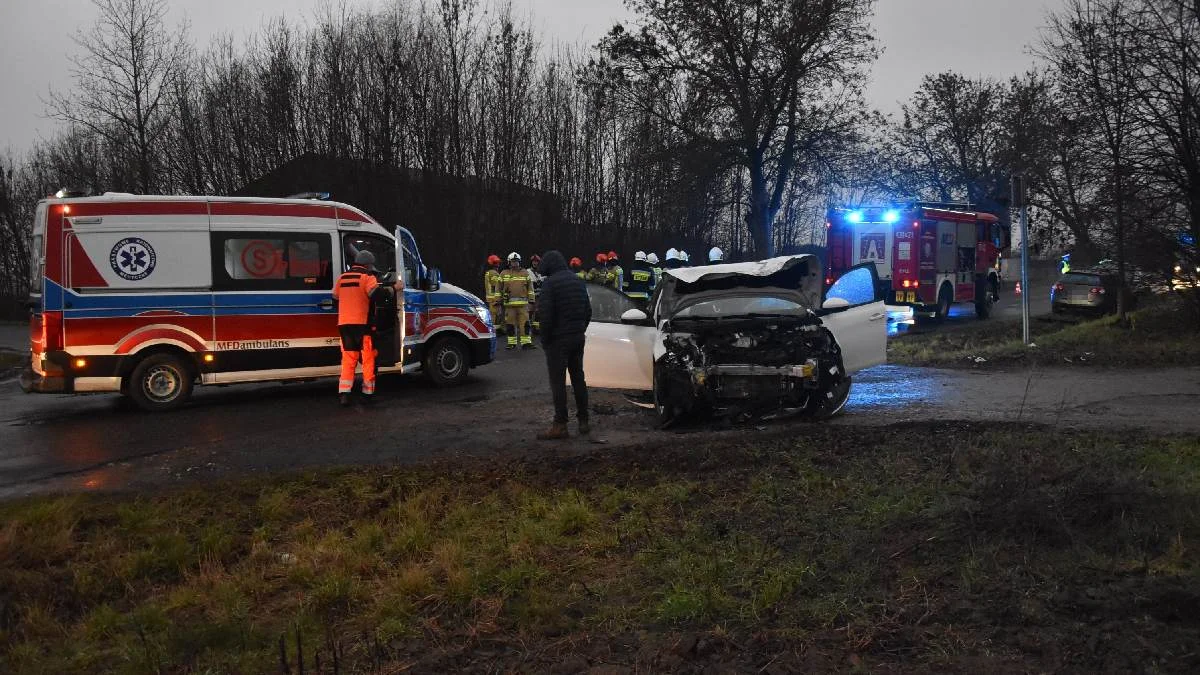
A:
[1051, 270, 1135, 315]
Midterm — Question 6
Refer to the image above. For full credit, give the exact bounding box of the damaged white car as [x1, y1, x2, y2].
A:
[582, 255, 886, 422]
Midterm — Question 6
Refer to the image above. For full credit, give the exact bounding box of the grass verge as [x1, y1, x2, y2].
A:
[889, 295, 1200, 369]
[2, 422, 1199, 672]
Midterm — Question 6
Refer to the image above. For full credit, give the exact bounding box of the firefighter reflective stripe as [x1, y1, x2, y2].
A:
[606, 265, 624, 290]
[500, 269, 534, 305]
[484, 269, 503, 301]
[631, 270, 651, 282]
[338, 378, 354, 393]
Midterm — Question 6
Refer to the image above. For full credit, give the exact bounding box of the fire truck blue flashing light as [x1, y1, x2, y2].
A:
[846, 210, 864, 224]
[883, 209, 900, 223]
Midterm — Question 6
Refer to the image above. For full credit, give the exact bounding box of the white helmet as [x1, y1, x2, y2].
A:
[680, 250, 690, 262]
[646, 253, 659, 265]
[635, 251, 647, 262]
[708, 246, 724, 262]
[507, 252, 521, 262]
[665, 248, 680, 261]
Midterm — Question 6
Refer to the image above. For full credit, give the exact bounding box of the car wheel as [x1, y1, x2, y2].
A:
[128, 353, 194, 412]
[808, 376, 851, 420]
[423, 336, 471, 387]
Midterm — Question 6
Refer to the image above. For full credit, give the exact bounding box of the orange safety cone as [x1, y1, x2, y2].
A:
[1015, 281, 1022, 296]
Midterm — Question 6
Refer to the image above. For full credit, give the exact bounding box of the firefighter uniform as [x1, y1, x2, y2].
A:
[502, 253, 535, 349]
[647, 253, 663, 287]
[483, 255, 503, 329]
[605, 251, 624, 291]
[627, 252, 653, 303]
[586, 253, 608, 284]
[333, 255, 383, 401]
[570, 257, 586, 280]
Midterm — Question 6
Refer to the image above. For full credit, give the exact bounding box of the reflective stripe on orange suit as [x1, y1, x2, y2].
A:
[332, 269, 380, 325]
[333, 266, 380, 393]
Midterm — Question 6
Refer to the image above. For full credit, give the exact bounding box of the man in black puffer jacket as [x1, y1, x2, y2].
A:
[536, 250, 592, 439]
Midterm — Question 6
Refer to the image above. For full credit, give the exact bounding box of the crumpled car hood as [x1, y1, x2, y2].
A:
[657, 255, 823, 318]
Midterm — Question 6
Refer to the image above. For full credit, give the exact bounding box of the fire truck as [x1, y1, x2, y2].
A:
[825, 203, 1009, 321]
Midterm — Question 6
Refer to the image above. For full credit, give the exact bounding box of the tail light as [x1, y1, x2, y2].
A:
[1054, 282, 1065, 292]
[825, 276, 833, 286]
[43, 311, 63, 351]
[901, 279, 910, 288]
[1090, 287, 1105, 295]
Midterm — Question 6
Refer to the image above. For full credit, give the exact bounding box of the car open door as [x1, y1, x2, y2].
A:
[819, 263, 887, 375]
[582, 285, 656, 391]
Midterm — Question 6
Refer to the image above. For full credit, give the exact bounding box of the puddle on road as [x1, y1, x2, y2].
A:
[847, 365, 942, 412]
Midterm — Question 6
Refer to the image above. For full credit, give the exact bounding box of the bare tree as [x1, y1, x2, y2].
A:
[597, 0, 877, 257]
[48, 0, 188, 193]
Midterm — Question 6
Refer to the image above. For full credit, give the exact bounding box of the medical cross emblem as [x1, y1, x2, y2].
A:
[110, 237, 157, 281]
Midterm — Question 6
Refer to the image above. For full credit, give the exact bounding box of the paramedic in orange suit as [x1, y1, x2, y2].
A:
[333, 250, 401, 406]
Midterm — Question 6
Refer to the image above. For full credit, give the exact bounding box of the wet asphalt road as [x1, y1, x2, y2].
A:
[2, 287, 1197, 500]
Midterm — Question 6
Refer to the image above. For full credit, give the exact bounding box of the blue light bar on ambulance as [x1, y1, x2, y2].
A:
[883, 209, 900, 223]
[846, 210, 864, 224]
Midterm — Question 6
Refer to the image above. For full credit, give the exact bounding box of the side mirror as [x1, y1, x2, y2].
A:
[380, 270, 398, 284]
[822, 297, 850, 311]
[621, 308, 649, 323]
[423, 267, 442, 292]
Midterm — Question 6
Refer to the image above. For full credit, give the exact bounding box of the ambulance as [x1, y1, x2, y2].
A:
[20, 193, 496, 410]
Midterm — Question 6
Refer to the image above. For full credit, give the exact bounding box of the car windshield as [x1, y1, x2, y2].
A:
[675, 294, 805, 318]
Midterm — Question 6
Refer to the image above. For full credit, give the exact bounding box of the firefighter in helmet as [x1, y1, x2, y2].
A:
[483, 254, 503, 329]
[627, 251, 654, 304]
[333, 250, 403, 406]
[569, 256, 586, 279]
[587, 253, 608, 284]
[647, 252, 662, 287]
[708, 247, 724, 265]
[664, 248, 682, 270]
[501, 252, 536, 350]
[605, 250, 624, 290]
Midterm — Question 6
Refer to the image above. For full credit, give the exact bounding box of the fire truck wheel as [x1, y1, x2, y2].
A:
[935, 285, 953, 322]
[975, 277, 995, 319]
[127, 353, 194, 412]
[424, 336, 470, 387]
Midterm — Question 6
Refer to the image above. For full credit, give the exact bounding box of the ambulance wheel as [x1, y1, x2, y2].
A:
[424, 336, 470, 387]
[128, 353, 194, 412]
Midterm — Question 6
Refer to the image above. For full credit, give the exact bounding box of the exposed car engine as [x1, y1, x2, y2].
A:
[656, 313, 847, 420]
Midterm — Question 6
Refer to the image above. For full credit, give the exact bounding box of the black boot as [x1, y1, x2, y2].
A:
[339, 394, 352, 407]
[578, 417, 591, 435]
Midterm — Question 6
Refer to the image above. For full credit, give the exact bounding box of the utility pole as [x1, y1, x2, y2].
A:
[1012, 174, 1032, 345]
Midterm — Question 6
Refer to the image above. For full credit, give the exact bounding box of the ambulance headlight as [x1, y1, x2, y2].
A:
[474, 305, 491, 325]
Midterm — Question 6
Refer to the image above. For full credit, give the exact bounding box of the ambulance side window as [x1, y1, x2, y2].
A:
[211, 232, 333, 291]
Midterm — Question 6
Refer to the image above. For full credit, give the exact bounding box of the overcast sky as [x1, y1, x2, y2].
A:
[0, 0, 1060, 154]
